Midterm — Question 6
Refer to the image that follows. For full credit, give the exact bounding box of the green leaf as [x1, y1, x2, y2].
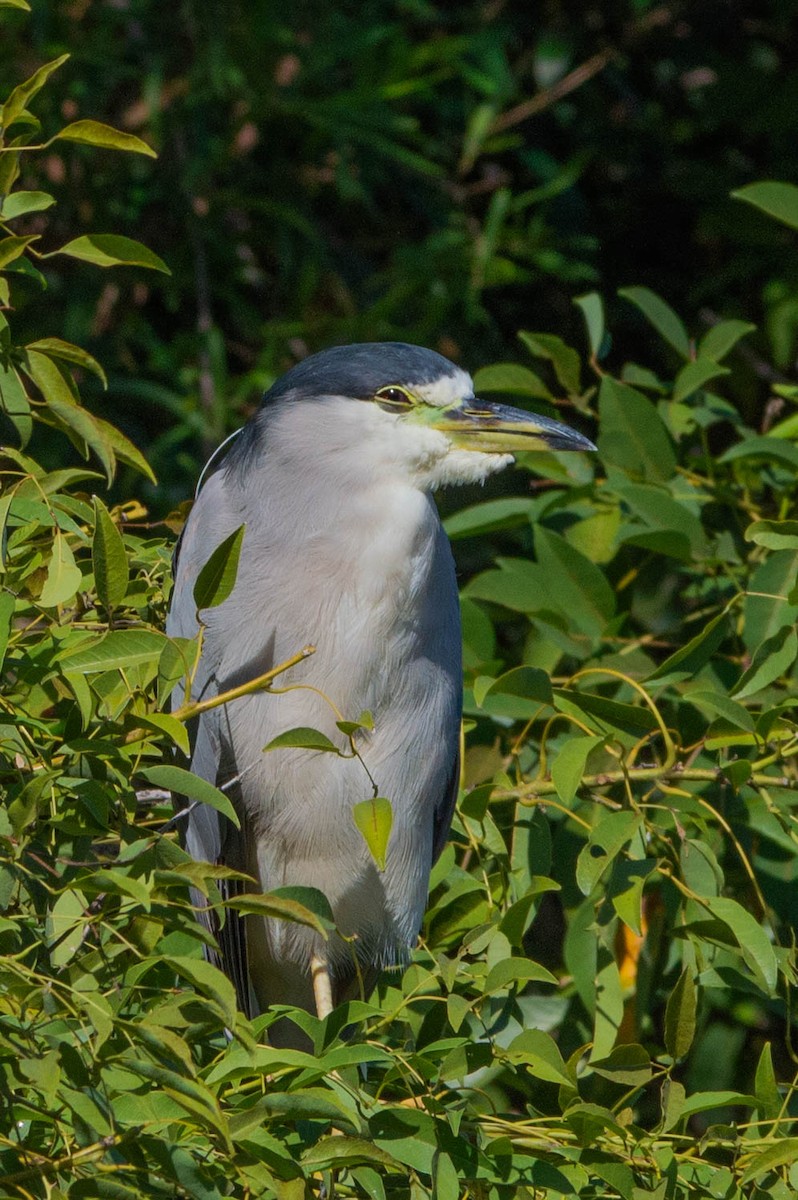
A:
[753, 1042, 781, 1122]
[484, 956, 557, 992]
[610, 858, 657, 935]
[137, 764, 240, 828]
[740, 1138, 798, 1184]
[647, 608, 730, 685]
[39, 532, 82, 607]
[721, 434, 798, 472]
[50, 233, 170, 273]
[193, 524, 245, 611]
[672, 358, 729, 402]
[25, 349, 115, 482]
[519, 331, 582, 395]
[26, 337, 107, 386]
[95, 414, 157, 483]
[574, 291, 605, 357]
[473, 666, 553, 708]
[551, 735, 604, 806]
[731, 625, 798, 699]
[0, 591, 14, 670]
[0, 233, 39, 269]
[46, 888, 86, 967]
[223, 890, 333, 937]
[590, 1043, 652, 1086]
[0, 190, 55, 220]
[701, 896, 778, 993]
[444, 496, 534, 539]
[0, 54, 69, 132]
[534, 526, 616, 637]
[263, 727, 341, 754]
[352, 796, 393, 871]
[302, 1137, 401, 1173]
[58, 628, 166, 672]
[472, 362, 552, 400]
[0, 361, 32, 446]
[618, 285, 690, 357]
[92, 496, 129, 612]
[555, 689, 658, 737]
[745, 518, 798, 550]
[733, 181, 798, 231]
[576, 810, 642, 896]
[53, 119, 156, 157]
[598, 376, 677, 482]
[660, 1078, 686, 1131]
[698, 319, 756, 362]
[686, 689, 755, 732]
[506, 1028, 573, 1085]
[592, 954, 624, 1059]
[664, 968, 696, 1060]
[679, 1090, 757, 1118]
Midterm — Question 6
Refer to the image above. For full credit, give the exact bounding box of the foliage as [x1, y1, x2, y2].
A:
[2, 1, 798, 508]
[5, 12, 798, 1200]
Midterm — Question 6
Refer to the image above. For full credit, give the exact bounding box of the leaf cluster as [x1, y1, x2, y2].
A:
[4, 20, 798, 1200]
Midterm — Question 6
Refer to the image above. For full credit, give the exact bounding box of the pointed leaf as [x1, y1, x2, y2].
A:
[672, 358, 729, 403]
[733, 181, 798, 231]
[472, 362, 552, 400]
[53, 119, 156, 157]
[59, 628, 166, 672]
[574, 292, 605, 357]
[51, 233, 170, 273]
[193, 524, 245, 610]
[519, 331, 582, 395]
[702, 896, 778, 993]
[664, 968, 696, 1060]
[647, 609, 730, 685]
[39, 532, 82, 607]
[223, 890, 332, 937]
[92, 496, 128, 611]
[137, 764, 239, 828]
[0, 54, 69, 131]
[26, 337, 107, 386]
[698, 319, 756, 362]
[0, 234, 39, 269]
[732, 625, 798, 699]
[619, 286, 690, 357]
[598, 376, 677, 481]
[551, 734, 604, 806]
[352, 796, 393, 871]
[0, 191, 55, 220]
[263, 727, 341, 754]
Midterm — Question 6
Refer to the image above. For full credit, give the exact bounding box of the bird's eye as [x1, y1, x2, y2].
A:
[375, 386, 414, 412]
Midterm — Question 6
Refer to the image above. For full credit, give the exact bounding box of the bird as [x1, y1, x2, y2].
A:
[166, 342, 595, 1046]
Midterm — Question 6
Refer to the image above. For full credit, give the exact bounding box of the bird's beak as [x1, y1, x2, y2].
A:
[430, 398, 596, 455]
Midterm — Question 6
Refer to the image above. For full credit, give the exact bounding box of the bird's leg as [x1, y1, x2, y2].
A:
[310, 953, 333, 1021]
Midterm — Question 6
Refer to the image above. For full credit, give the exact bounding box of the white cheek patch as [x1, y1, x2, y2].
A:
[419, 450, 514, 490]
[410, 368, 474, 409]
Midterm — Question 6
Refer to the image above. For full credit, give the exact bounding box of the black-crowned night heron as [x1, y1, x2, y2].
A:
[167, 342, 594, 1045]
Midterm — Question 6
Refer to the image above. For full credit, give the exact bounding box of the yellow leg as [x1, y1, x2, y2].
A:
[310, 953, 333, 1020]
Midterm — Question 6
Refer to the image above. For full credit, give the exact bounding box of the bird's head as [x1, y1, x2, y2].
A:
[221, 342, 596, 493]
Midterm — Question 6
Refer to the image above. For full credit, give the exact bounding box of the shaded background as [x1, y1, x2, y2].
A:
[3, 0, 798, 506]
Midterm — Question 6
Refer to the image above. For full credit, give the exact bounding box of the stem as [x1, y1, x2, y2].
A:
[493, 762, 795, 803]
[171, 645, 315, 722]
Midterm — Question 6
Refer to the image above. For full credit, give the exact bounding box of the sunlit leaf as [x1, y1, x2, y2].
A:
[50, 233, 170, 273]
[193, 524, 245, 610]
[53, 119, 156, 157]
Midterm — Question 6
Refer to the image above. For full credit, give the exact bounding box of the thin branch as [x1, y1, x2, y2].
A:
[491, 50, 615, 135]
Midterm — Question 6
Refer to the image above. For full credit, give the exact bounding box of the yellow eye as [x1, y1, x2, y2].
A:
[375, 386, 414, 412]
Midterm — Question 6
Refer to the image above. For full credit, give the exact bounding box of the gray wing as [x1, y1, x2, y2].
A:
[431, 744, 461, 866]
[167, 464, 254, 1017]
